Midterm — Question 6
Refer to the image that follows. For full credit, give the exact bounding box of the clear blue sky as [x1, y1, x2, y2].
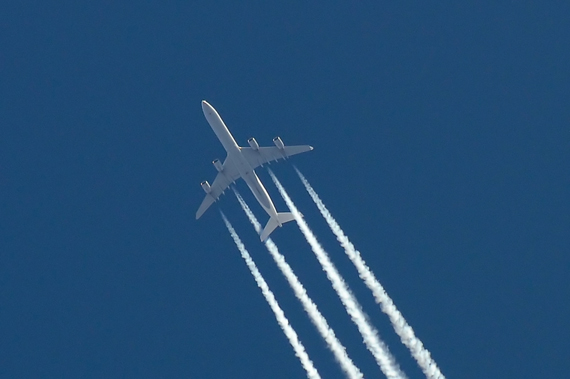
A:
[2, 2, 569, 378]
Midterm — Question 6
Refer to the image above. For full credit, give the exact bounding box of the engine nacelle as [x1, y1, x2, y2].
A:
[201, 181, 212, 194]
[212, 159, 223, 172]
[247, 137, 260, 150]
[273, 136, 285, 149]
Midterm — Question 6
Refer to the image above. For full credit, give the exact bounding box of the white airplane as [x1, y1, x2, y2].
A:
[196, 100, 313, 241]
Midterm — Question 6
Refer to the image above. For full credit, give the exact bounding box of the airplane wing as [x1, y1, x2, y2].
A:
[195, 157, 241, 219]
[241, 145, 313, 170]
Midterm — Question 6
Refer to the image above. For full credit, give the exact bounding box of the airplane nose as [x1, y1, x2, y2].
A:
[202, 100, 214, 115]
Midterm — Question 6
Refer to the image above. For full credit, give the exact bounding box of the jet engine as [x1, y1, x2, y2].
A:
[212, 159, 223, 172]
[201, 181, 212, 194]
[273, 136, 285, 149]
[247, 137, 259, 150]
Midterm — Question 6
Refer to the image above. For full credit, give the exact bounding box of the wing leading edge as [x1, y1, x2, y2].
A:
[196, 142, 312, 219]
[240, 145, 313, 170]
[195, 156, 241, 219]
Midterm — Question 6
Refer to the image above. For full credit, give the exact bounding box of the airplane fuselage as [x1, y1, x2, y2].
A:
[202, 101, 278, 220]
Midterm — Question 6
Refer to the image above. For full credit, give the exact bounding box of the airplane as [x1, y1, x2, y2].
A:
[196, 100, 313, 241]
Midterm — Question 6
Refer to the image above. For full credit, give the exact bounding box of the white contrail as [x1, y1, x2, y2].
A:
[220, 212, 321, 379]
[233, 189, 363, 379]
[268, 169, 406, 379]
[294, 166, 445, 379]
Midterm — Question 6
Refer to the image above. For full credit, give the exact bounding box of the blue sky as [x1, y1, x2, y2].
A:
[1, 2, 569, 378]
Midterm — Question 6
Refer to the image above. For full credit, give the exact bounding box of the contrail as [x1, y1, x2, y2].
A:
[268, 169, 406, 379]
[294, 167, 445, 379]
[233, 189, 363, 379]
[220, 212, 321, 379]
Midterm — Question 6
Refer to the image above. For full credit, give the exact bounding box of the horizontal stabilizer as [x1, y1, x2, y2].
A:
[260, 212, 297, 241]
[276, 212, 296, 225]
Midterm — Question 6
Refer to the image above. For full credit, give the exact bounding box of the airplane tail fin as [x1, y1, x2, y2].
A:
[260, 212, 297, 241]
